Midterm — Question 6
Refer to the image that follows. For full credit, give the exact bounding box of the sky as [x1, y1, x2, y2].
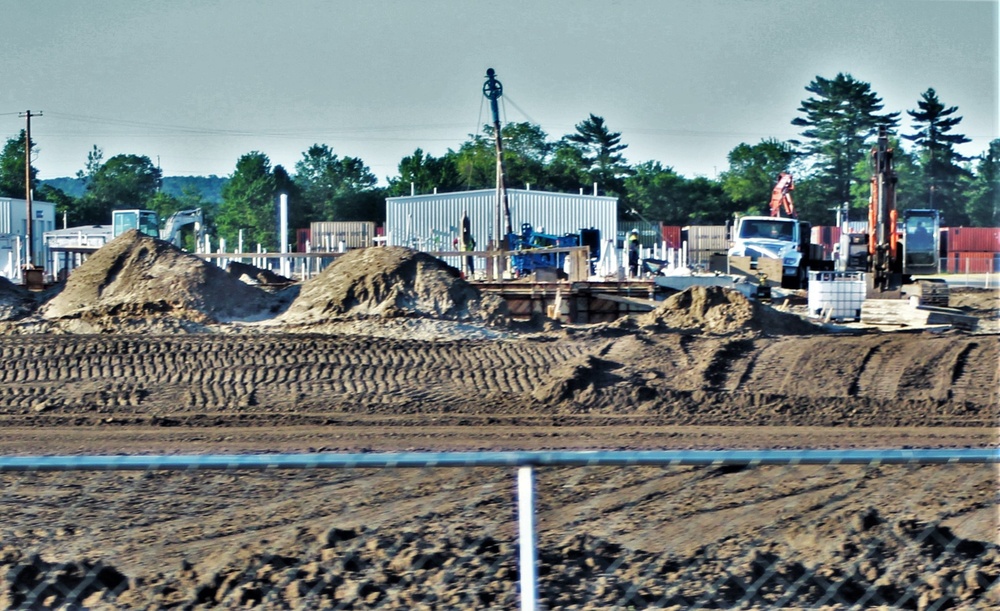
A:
[1, 0, 996, 186]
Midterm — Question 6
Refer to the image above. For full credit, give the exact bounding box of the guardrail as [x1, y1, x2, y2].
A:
[2, 449, 997, 610]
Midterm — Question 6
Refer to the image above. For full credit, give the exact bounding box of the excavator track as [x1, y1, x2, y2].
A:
[911, 278, 950, 308]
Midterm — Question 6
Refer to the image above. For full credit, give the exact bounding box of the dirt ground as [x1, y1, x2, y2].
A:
[0, 232, 996, 609]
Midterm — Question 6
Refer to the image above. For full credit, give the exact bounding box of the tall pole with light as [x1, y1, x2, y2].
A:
[483, 68, 512, 275]
[19, 110, 42, 284]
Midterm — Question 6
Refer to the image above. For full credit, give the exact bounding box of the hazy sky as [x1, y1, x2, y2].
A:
[1, 0, 996, 185]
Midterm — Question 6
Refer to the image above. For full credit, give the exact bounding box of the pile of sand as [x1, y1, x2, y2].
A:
[280, 246, 508, 325]
[0, 277, 36, 321]
[637, 285, 822, 336]
[40, 230, 283, 325]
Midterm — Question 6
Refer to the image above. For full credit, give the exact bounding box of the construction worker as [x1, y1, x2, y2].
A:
[627, 229, 640, 277]
[465, 234, 476, 276]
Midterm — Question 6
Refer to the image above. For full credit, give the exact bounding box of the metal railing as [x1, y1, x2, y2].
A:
[1, 449, 997, 610]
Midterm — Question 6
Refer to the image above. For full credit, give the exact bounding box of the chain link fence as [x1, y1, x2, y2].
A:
[0, 450, 997, 610]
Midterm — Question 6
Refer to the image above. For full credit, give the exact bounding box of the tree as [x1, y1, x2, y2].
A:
[563, 114, 631, 196]
[719, 139, 797, 214]
[450, 122, 552, 192]
[386, 148, 462, 197]
[543, 143, 589, 194]
[791, 73, 900, 214]
[76, 153, 162, 225]
[965, 139, 1000, 227]
[294, 144, 380, 224]
[0, 130, 38, 199]
[452, 133, 495, 190]
[624, 162, 736, 225]
[624, 162, 689, 225]
[217, 152, 281, 251]
[75, 145, 104, 189]
[903, 88, 972, 223]
[496, 122, 550, 190]
[36, 183, 75, 227]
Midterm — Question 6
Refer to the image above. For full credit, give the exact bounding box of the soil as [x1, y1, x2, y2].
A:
[0, 233, 996, 609]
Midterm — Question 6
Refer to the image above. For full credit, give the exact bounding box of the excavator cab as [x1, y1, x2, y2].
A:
[902, 209, 941, 277]
[112, 209, 159, 239]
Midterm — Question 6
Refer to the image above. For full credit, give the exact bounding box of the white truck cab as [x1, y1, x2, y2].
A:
[727, 216, 809, 288]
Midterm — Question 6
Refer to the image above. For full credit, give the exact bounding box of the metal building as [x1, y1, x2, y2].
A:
[43, 224, 114, 281]
[309, 221, 376, 251]
[385, 189, 617, 256]
[0, 198, 57, 281]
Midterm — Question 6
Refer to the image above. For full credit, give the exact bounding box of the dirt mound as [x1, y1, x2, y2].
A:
[225, 260, 293, 286]
[280, 246, 508, 325]
[950, 287, 1000, 315]
[637, 285, 822, 336]
[40, 230, 282, 325]
[4, 513, 995, 609]
[0, 277, 36, 321]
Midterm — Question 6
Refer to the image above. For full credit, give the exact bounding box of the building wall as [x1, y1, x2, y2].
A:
[385, 189, 617, 257]
[0, 198, 57, 273]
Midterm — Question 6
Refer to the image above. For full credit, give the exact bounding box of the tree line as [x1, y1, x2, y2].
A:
[1, 72, 996, 251]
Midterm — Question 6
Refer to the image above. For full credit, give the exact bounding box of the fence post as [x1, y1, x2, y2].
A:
[518, 465, 538, 611]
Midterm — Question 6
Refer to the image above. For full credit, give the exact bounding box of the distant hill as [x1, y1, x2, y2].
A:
[39, 177, 86, 198]
[40, 175, 228, 204]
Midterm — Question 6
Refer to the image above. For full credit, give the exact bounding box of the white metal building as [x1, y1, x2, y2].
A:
[43, 224, 114, 280]
[385, 188, 617, 255]
[0, 198, 57, 281]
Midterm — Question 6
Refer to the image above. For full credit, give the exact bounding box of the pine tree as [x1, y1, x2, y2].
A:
[791, 73, 900, 214]
[965, 139, 999, 227]
[902, 88, 972, 223]
[564, 114, 631, 196]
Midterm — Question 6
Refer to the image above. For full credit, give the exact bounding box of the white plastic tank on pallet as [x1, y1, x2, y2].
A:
[808, 271, 866, 321]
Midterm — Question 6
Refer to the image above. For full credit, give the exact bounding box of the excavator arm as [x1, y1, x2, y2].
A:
[768, 172, 796, 218]
[161, 209, 205, 249]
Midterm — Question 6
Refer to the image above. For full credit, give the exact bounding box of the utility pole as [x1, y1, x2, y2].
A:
[19, 110, 41, 271]
[483, 68, 512, 258]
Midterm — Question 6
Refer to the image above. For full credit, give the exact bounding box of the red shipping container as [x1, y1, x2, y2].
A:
[810, 226, 842, 259]
[946, 227, 1000, 253]
[296, 228, 311, 253]
[661, 225, 682, 249]
[946, 251, 999, 274]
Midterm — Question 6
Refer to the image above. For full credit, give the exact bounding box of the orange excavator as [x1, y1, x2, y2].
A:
[769, 172, 796, 218]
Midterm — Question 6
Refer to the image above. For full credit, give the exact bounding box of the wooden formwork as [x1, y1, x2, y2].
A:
[480, 281, 658, 324]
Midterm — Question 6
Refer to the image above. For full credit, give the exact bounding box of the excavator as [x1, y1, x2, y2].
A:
[852, 127, 949, 306]
[112, 208, 206, 250]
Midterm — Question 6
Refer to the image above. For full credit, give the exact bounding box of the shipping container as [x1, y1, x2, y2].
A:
[810, 226, 842, 259]
[385, 189, 617, 259]
[296, 228, 310, 253]
[944, 251, 1000, 274]
[661, 225, 682, 249]
[310, 221, 376, 250]
[945, 227, 1000, 253]
[681, 225, 729, 253]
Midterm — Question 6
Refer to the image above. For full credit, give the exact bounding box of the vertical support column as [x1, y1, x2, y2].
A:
[517, 465, 538, 611]
[279, 193, 289, 278]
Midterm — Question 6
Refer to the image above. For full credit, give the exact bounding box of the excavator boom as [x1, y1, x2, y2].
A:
[768, 172, 796, 218]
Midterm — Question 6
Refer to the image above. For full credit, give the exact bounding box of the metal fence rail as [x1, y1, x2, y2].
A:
[1, 449, 997, 610]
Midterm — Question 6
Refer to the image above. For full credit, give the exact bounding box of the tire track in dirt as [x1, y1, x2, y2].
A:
[0, 332, 995, 428]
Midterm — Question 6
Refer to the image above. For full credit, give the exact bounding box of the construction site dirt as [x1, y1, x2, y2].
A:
[0, 232, 996, 609]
